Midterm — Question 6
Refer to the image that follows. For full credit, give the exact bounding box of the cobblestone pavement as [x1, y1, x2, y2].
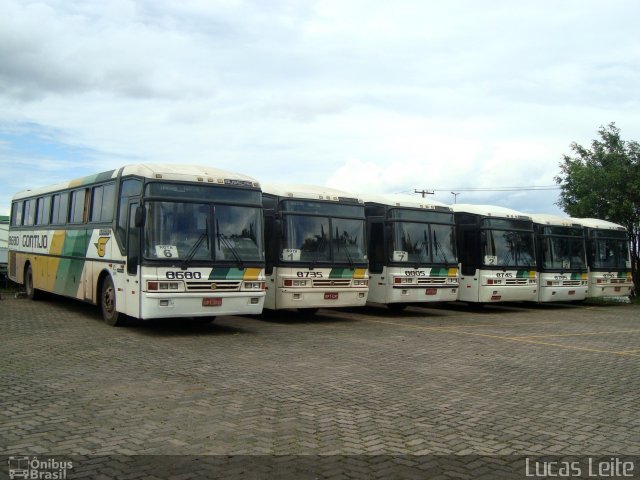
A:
[1, 293, 639, 478]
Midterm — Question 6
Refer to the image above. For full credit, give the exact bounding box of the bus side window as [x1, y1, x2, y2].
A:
[91, 185, 105, 222]
[36, 196, 51, 226]
[51, 193, 70, 225]
[23, 199, 37, 226]
[90, 183, 116, 223]
[368, 222, 384, 273]
[11, 201, 23, 226]
[101, 183, 116, 222]
[69, 189, 86, 224]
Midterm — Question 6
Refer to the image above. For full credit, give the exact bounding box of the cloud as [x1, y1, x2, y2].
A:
[1, 0, 640, 218]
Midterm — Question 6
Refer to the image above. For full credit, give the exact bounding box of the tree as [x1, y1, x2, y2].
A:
[554, 123, 640, 294]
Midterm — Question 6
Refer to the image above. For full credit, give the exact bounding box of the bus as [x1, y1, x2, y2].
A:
[452, 204, 538, 303]
[8, 164, 266, 325]
[262, 184, 369, 312]
[571, 217, 633, 299]
[530, 213, 588, 302]
[362, 193, 458, 310]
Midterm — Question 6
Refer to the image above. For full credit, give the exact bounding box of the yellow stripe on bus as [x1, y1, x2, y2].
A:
[242, 268, 262, 281]
[354, 268, 367, 279]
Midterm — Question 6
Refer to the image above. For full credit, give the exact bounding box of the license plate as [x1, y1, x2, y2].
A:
[568, 290, 575, 295]
[324, 292, 339, 300]
[614, 286, 621, 292]
[203, 297, 222, 307]
[425, 288, 437, 295]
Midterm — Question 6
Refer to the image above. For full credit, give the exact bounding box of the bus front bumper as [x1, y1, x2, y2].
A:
[276, 288, 368, 310]
[140, 292, 265, 319]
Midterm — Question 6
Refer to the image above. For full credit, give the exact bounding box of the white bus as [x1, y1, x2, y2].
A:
[530, 213, 588, 302]
[262, 184, 369, 312]
[452, 204, 538, 303]
[571, 217, 633, 299]
[9, 164, 266, 325]
[362, 194, 458, 310]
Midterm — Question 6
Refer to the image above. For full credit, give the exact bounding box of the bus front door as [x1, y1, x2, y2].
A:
[124, 202, 141, 318]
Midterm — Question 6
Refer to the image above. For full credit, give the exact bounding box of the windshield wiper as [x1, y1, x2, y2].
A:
[432, 230, 450, 264]
[181, 231, 208, 270]
[336, 226, 355, 268]
[310, 224, 327, 268]
[216, 220, 244, 268]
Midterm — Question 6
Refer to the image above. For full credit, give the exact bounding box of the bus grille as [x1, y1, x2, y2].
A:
[312, 279, 352, 287]
[417, 278, 447, 285]
[562, 280, 582, 286]
[186, 281, 242, 292]
[505, 279, 528, 285]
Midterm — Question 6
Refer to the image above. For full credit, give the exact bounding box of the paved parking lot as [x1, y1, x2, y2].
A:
[1, 292, 639, 478]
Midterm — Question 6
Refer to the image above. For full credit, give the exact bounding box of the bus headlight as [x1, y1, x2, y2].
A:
[353, 279, 368, 287]
[147, 281, 184, 292]
[243, 281, 266, 290]
[394, 277, 414, 284]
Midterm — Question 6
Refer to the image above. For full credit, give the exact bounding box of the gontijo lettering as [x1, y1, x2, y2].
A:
[22, 234, 48, 249]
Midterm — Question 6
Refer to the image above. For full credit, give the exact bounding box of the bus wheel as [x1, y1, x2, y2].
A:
[24, 265, 40, 300]
[100, 276, 122, 326]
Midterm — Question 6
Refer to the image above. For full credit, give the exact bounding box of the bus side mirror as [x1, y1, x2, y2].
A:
[134, 206, 145, 227]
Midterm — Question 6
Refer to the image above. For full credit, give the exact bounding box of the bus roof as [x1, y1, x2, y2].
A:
[262, 183, 363, 203]
[570, 217, 627, 231]
[11, 163, 260, 201]
[451, 203, 532, 221]
[360, 193, 452, 211]
[529, 213, 582, 228]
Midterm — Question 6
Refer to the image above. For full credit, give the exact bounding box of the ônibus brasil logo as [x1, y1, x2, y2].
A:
[7, 456, 73, 480]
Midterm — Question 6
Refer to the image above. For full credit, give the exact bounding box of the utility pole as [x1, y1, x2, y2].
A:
[451, 191, 460, 203]
[414, 189, 434, 198]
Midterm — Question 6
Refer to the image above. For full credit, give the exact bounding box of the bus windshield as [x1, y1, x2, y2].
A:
[541, 232, 586, 270]
[390, 222, 456, 265]
[592, 237, 630, 269]
[143, 201, 263, 263]
[281, 215, 366, 264]
[482, 229, 535, 268]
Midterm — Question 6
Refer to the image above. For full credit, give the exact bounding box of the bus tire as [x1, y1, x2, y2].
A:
[100, 275, 122, 326]
[24, 264, 41, 300]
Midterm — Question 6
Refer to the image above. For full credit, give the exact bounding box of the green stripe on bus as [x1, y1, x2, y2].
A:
[516, 270, 534, 278]
[51, 230, 90, 296]
[63, 230, 89, 257]
[54, 258, 86, 297]
[329, 268, 353, 279]
[429, 268, 448, 277]
[208, 267, 246, 280]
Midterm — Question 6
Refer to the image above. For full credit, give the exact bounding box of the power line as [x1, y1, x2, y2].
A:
[419, 185, 560, 192]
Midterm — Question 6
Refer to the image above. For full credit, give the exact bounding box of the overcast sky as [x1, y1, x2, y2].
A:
[2, 0, 639, 216]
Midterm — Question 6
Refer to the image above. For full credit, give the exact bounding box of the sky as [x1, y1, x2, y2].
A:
[1, 0, 640, 217]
